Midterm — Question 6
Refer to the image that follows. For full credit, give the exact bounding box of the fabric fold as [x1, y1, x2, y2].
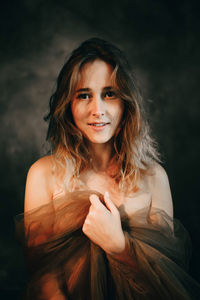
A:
[15, 190, 200, 300]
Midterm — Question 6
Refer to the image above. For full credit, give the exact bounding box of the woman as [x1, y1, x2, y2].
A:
[17, 38, 199, 299]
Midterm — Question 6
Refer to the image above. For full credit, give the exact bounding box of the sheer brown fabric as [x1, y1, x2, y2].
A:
[15, 190, 200, 299]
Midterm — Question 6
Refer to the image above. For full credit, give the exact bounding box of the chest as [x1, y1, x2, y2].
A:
[78, 171, 152, 217]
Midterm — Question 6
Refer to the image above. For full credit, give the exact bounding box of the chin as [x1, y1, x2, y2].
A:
[89, 139, 111, 144]
[85, 135, 112, 144]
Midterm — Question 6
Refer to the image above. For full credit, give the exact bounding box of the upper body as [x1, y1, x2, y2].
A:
[24, 154, 173, 266]
[23, 39, 200, 300]
[24, 38, 173, 263]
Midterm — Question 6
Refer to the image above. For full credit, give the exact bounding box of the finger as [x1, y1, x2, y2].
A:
[89, 194, 104, 209]
[83, 216, 90, 225]
[82, 221, 89, 235]
[104, 191, 118, 215]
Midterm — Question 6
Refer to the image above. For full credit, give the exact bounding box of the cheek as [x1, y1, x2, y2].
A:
[71, 103, 83, 124]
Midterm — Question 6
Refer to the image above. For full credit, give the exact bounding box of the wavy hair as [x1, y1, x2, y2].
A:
[44, 37, 160, 193]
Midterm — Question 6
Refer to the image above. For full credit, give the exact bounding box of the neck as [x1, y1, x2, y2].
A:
[88, 142, 114, 172]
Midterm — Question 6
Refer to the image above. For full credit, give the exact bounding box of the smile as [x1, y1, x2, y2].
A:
[88, 122, 110, 127]
[87, 122, 110, 131]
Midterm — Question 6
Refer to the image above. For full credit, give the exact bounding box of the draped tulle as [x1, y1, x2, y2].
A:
[15, 190, 200, 300]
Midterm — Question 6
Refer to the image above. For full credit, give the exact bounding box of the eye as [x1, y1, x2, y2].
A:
[77, 93, 91, 100]
[104, 90, 116, 99]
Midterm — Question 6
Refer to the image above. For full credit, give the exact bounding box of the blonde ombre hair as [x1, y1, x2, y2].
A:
[44, 38, 160, 193]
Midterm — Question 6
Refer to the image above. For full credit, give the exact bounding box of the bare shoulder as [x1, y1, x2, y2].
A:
[148, 162, 170, 186]
[27, 155, 55, 187]
[146, 162, 173, 218]
[28, 155, 54, 176]
[24, 155, 55, 212]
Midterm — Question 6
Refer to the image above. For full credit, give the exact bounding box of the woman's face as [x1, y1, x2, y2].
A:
[71, 59, 124, 145]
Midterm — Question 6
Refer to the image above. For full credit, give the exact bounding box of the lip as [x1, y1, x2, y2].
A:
[87, 122, 110, 131]
[87, 122, 110, 125]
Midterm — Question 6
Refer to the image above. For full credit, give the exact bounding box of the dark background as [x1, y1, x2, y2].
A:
[0, 0, 199, 298]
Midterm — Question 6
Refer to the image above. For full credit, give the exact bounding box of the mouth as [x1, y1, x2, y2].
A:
[87, 122, 110, 127]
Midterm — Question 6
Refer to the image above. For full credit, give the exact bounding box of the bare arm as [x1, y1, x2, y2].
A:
[24, 156, 54, 212]
[24, 156, 67, 298]
[148, 163, 173, 219]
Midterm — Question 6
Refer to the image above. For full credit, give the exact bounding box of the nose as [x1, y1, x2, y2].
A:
[91, 95, 105, 117]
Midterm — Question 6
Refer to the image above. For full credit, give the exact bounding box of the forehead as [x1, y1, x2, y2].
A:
[76, 59, 115, 88]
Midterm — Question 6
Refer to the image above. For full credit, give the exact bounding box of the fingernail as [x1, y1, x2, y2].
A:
[90, 194, 98, 201]
[105, 191, 109, 198]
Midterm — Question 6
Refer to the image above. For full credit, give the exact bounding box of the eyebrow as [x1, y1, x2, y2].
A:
[75, 88, 91, 93]
[75, 86, 114, 93]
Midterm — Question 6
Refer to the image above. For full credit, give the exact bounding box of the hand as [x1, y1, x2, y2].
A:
[82, 191, 125, 255]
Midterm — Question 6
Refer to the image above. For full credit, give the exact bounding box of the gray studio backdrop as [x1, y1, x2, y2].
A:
[0, 0, 199, 297]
